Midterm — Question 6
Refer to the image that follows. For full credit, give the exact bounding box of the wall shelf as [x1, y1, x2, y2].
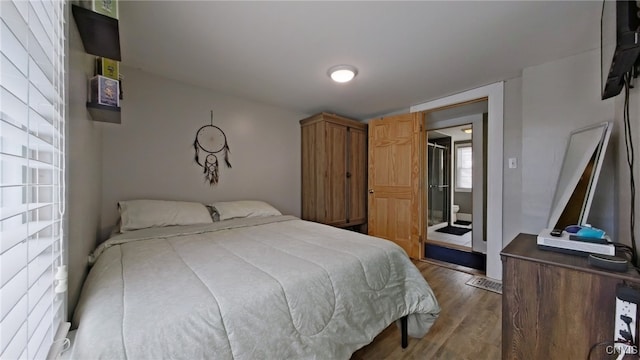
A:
[72, 3, 123, 124]
[71, 4, 121, 61]
[86, 102, 121, 124]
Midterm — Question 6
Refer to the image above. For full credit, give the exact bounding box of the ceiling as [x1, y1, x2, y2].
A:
[119, 1, 602, 120]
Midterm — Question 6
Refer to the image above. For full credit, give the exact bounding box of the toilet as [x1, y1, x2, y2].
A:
[452, 204, 460, 223]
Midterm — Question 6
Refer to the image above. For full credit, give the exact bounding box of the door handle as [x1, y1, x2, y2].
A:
[368, 189, 374, 194]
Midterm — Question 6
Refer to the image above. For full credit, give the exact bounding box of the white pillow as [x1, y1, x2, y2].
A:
[210, 200, 282, 221]
[118, 200, 213, 232]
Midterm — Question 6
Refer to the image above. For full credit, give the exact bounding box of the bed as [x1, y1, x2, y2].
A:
[70, 200, 440, 359]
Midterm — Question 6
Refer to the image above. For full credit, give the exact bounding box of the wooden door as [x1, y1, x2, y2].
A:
[348, 127, 367, 225]
[368, 113, 422, 258]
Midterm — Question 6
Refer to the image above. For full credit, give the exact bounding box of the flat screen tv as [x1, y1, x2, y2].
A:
[601, 0, 640, 100]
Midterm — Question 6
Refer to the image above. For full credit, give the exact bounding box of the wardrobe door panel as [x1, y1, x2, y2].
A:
[301, 121, 323, 222]
[349, 127, 367, 225]
[325, 122, 347, 226]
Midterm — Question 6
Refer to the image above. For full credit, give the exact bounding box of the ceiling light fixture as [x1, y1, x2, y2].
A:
[328, 65, 358, 83]
[462, 127, 473, 134]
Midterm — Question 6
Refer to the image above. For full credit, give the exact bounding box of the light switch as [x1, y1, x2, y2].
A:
[508, 158, 517, 169]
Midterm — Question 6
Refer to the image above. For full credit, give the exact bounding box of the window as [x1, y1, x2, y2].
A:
[455, 142, 472, 192]
[1, 0, 67, 359]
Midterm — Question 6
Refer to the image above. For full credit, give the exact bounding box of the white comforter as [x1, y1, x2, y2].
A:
[72, 216, 440, 359]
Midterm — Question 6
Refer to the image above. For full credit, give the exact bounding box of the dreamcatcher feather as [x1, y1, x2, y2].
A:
[193, 111, 231, 185]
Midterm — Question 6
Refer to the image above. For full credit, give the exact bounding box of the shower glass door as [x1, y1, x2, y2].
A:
[428, 142, 450, 226]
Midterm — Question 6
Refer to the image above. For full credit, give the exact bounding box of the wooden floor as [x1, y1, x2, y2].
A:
[351, 261, 502, 360]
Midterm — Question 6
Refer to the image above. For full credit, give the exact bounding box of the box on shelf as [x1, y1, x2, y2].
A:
[95, 57, 119, 80]
[81, 0, 118, 19]
[90, 75, 119, 107]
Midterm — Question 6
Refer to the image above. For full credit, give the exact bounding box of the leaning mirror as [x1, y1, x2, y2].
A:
[547, 122, 612, 230]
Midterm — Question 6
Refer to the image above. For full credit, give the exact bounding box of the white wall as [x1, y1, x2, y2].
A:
[502, 77, 523, 245]
[100, 67, 308, 238]
[520, 49, 616, 236]
[67, 18, 103, 315]
[615, 86, 640, 249]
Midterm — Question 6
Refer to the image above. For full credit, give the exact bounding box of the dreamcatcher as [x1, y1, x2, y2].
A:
[193, 111, 231, 185]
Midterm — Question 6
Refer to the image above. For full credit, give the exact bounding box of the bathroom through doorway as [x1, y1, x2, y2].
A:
[423, 99, 487, 271]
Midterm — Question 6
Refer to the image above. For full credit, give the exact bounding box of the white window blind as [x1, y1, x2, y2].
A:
[0, 0, 67, 359]
[455, 143, 472, 192]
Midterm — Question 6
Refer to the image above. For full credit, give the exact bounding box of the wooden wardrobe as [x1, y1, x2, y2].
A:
[300, 113, 367, 230]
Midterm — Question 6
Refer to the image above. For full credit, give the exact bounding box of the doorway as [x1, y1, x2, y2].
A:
[423, 101, 487, 271]
[426, 124, 474, 249]
[410, 82, 503, 280]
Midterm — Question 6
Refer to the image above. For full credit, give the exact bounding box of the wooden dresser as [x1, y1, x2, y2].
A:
[300, 113, 367, 230]
[501, 233, 640, 359]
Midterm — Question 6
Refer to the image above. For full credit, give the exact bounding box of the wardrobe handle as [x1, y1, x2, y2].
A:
[368, 189, 374, 194]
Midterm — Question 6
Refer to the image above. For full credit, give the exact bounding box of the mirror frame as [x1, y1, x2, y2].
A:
[546, 122, 612, 230]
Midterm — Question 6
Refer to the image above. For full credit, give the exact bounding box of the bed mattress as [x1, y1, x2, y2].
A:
[71, 216, 440, 359]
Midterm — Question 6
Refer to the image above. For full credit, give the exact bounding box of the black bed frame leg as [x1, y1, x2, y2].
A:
[401, 315, 408, 349]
